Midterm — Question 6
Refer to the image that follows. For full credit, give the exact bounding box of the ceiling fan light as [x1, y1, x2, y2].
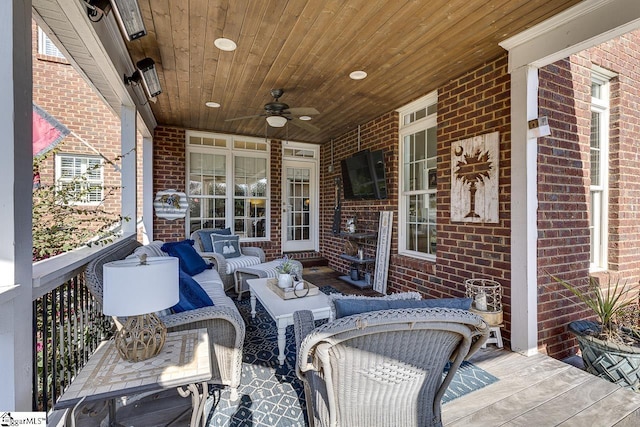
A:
[266, 116, 287, 128]
[205, 101, 220, 108]
[299, 115, 312, 121]
[214, 38, 237, 51]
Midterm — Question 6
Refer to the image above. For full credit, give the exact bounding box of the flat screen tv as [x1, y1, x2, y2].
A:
[341, 149, 387, 200]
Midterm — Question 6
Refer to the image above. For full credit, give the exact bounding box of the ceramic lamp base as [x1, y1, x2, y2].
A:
[114, 313, 167, 362]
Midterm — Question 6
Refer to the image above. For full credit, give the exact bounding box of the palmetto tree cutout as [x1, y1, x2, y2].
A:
[454, 147, 493, 218]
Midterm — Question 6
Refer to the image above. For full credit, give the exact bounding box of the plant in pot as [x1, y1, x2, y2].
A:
[276, 256, 300, 289]
[551, 274, 640, 391]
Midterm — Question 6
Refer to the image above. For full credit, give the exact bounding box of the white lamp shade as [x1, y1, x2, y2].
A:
[266, 115, 287, 127]
[103, 257, 179, 316]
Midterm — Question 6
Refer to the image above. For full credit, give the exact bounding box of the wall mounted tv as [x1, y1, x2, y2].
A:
[341, 149, 387, 200]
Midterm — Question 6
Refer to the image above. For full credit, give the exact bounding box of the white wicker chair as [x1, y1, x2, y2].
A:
[294, 306, 488, 427]
[190, 229, 266, 291]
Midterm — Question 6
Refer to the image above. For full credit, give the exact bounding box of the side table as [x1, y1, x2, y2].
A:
[55, 328, 211, 427]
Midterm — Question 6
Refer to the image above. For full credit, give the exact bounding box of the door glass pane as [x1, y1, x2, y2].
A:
[286, 167, 311, 242]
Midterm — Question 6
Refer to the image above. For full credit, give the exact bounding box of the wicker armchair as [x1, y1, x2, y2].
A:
[190, 229, 266, 291]
[84, 239, 245, 401]
[294, 307, 488, 427]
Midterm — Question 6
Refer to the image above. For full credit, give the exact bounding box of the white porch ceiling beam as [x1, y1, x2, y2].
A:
[501, 0, 640, 71]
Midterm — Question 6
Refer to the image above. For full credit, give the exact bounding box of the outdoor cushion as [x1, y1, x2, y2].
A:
[211, 234, 241, 259]
[171, 269, 214, 313]
[126, 240, 166, 259]
[334, 297, 472, 319]
[161, 239, 212, 276]
[197, 228, 232, 252]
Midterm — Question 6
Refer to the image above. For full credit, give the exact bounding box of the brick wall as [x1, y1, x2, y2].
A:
[538, 30, 640, 359]
[320, 55, 513, 343]
[436, 55, 512, 329]
[32, 22, 123, 214]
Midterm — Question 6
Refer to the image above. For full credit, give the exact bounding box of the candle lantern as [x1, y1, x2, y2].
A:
[464, 278, 503, 326]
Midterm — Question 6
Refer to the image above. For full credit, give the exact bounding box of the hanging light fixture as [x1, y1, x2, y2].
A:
[124, 58, 162, 100]
[85, 0, 147, 41]
[266, 115, 287, 128]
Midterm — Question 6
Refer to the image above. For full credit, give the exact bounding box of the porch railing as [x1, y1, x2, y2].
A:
[31, 235, 136, 412]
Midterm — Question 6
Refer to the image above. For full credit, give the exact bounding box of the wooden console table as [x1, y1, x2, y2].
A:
[55, 328, 211, 427]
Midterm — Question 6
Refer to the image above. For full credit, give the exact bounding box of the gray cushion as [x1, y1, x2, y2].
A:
[211, 234, 241, 259]
[197, 228, 232, 252]
[334, 297, 472, 319]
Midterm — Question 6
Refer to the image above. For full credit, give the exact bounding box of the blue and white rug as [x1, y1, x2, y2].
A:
[206, 288, 498, 426]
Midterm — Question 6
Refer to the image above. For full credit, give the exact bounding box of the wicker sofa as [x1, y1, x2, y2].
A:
[190, 229, 266, 291]
[294, 293, 488, 427]
[84, 238, 245, 400]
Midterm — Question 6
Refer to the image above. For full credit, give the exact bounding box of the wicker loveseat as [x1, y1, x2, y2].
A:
[84, 238, 245, 400]
[190, 228, 266, 291]
[294, 294, 488, 427]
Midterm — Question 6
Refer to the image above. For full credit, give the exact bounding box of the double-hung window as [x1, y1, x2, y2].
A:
[590, 70, 612, 271]
[38, 27, 65, 59]
[55, 155, 104, 205]
[397, 92, 438, 259]
[186, 131, 269, 241]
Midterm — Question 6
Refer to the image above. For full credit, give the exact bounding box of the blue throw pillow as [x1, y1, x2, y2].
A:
[161, 239, 212, 276]
[197, 228, 232, 252]
[172, 269, 214, 313]
[334, 297, 472, 319]
[211, 234, 241, 259]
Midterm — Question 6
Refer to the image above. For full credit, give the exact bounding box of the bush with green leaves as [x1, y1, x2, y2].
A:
[32, 151, 128, 261]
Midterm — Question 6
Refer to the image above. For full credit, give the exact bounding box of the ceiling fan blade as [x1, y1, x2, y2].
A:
[290, 118, 321, 133]
[288, 107, 320, 116]
[225, 114, 264, 122]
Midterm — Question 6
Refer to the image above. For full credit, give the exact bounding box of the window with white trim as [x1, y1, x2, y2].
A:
[186, 131, 269, 240]
[55, 155, 104, 205]
[397, 92, 438, 259]
[38, 27, 65, 59]
[590, 72, 611, 271]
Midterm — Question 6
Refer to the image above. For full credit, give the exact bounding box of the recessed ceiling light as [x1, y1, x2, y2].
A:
[214, 38, 237, 52]
[299, 116, 312, 121]
[205, 101, 220, 108]
[349, 70, 367, 80]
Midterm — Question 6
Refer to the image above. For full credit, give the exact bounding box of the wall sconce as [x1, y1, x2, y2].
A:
[125, 58, 162, 100]
[85, 0, 147, 41]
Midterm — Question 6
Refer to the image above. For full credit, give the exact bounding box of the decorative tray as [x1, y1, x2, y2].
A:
[266, 278, 319, 300]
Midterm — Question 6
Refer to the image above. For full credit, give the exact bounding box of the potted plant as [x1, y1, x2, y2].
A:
[276, 256, 300, 289]
[551, 274, 640, 391]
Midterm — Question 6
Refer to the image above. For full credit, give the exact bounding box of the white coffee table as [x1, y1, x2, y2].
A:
[247, 277, 332, 365]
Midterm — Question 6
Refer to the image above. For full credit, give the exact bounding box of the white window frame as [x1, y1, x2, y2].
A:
[185, 130, 270, 242]
[589, 69, 613, 272]
[54, 154, 104, 206]
[37, 27, 65, 59]
[396, 91, 438, 260]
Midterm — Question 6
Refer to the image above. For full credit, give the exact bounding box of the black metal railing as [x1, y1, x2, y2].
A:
[32, 274, 112, 411]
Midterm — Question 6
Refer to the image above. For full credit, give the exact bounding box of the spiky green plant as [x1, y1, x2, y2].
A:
[551, 274, 640, 341]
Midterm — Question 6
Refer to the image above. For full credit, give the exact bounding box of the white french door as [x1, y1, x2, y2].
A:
[281, 159, 317, 252]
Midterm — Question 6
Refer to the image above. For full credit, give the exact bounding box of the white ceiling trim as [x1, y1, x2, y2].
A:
[32, 0, 156, 137]
[500, 0, 640, 71]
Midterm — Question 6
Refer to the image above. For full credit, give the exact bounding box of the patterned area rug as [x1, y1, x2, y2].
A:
[206, 288, 498, 426]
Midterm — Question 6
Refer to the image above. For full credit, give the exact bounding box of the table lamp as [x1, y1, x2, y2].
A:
[103, 256, 179, 362]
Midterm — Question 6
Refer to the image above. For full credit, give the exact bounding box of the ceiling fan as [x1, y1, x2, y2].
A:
[225, 89, 321, 133]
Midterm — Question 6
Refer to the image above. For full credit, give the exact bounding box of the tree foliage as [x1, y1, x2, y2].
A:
[32, 151, 127, 261]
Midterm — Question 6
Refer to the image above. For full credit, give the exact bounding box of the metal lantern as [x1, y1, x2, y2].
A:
[464, 278, 503, 326]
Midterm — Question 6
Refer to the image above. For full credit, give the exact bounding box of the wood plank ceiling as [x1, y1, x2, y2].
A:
[126, 0, 582, 144]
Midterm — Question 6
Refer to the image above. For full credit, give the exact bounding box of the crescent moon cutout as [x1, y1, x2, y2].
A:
[454, 146, 464, 157]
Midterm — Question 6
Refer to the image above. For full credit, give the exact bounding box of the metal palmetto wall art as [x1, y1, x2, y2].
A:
[451, 132, 499, 223]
